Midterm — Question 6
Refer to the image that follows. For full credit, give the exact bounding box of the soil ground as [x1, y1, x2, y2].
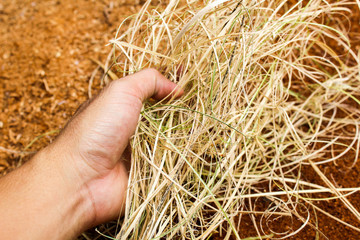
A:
[1, 1, 360, 239]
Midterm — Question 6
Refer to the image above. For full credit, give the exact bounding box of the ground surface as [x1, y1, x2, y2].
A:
[0, 1, 360, 239]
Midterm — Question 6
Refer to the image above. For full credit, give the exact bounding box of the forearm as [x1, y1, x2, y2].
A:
[0, 147, 93, 240]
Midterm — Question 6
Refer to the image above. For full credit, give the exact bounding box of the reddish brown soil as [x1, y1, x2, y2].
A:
[0, 1, 144, 170]
[1, 1, 360, 240]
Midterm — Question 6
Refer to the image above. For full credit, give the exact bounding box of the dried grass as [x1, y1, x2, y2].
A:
[101, 0, 360, 239]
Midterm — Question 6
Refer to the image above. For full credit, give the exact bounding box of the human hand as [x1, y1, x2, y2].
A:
[0, 68, 182, 240]
[52, 68, 183, 225]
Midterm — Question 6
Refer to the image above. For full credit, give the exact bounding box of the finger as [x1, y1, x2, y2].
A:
[113, 68, 184, 102]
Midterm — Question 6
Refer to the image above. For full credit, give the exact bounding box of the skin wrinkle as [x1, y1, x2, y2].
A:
[150, 68, 159, 99]
[83, 175, 98, 227]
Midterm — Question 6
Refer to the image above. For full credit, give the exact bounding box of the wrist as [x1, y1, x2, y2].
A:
[0, 146, 95, 240]
[36, 145, 97, 237]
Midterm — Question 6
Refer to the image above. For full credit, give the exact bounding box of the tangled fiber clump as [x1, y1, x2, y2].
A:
[103, 0, 360, 239]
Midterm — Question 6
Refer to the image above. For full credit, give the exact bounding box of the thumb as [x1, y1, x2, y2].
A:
[113, 68, 184, 101]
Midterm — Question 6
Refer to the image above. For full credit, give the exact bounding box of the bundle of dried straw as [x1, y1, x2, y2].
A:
[101, 0, 360, 239]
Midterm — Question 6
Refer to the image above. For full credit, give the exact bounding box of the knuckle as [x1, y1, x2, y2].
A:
[144, 67, 161, 77]
[106, 79, 124, 96]
[107, 79, 119, 89]
[108, 79, 143, 103]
